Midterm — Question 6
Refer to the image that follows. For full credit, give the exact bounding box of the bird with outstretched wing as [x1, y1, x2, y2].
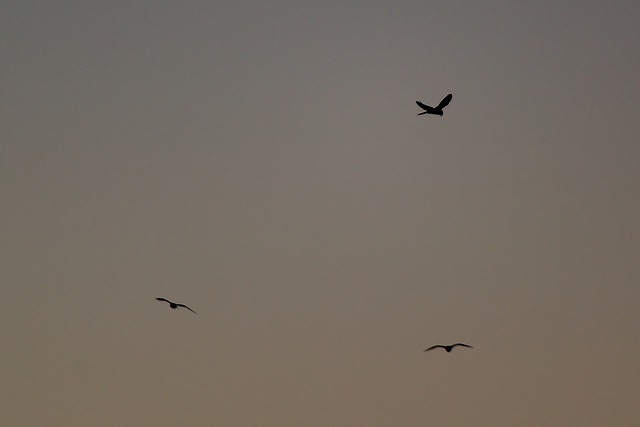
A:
[416, 93, 452, 116]
[424, 343, 472, 353]
[156, 297, 197, 314]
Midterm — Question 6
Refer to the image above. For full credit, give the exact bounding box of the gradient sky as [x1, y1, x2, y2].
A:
[2, 1, 640, 426]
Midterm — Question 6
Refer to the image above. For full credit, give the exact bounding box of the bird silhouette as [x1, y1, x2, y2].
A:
[416, 93, 452, 116]
[424, 343, 472, 352]
[156, 298, 197, 314]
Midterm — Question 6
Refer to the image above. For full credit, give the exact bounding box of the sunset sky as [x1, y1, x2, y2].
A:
[2, 1, 640, 425]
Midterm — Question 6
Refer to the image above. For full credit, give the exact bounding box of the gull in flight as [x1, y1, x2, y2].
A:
[416, 93, 452, 116]
[424, 343, 472, 353]
[156, 298, 197, 314]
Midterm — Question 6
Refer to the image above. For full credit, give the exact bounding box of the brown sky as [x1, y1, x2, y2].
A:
[2, 1, 640, 426]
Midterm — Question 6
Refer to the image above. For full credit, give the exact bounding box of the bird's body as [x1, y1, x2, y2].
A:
[156, 298, 197, 314]
[416, 93, 452, 116]
[424, 343, 472, 353]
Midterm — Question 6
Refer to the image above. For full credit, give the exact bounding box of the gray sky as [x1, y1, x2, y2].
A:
[2, 1, 640, 425]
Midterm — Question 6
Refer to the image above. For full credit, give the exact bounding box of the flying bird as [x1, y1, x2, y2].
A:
[416, 93, 452, 116]
[156, 298, 197, 314]
[424, 343, 473, 353]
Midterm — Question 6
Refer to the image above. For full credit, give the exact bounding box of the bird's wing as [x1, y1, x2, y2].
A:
[452, 343, 473, 348]
[424, 345, 444, 352]
[416, 100, 433, 111]
[156, 298, 170, 303]
[435, 93, 452, 110]
[177, 304, 197, 314]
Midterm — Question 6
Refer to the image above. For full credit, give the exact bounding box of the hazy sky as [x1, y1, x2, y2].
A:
[2, 1, 640, 426]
